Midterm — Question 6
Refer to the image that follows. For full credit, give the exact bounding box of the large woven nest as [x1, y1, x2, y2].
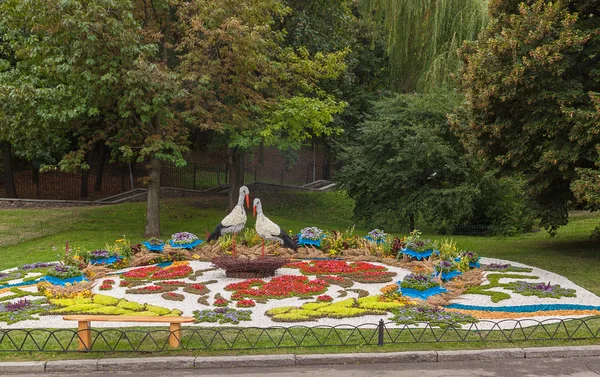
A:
[211, 256, 290, 278]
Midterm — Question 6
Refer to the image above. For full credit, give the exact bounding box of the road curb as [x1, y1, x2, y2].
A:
[2, 346, 600, 374]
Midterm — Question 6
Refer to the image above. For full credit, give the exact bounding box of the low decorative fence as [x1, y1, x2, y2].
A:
[1, 317, 599, 353]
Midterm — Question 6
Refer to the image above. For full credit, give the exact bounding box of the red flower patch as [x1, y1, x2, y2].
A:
[183, 283, 209, 295]
[236, 299, 256, 308]
[126, 285, 176, 294]
[214, 298, 229, 307]
[99, 279, 115, 291]
[225, 275, 329, 300]
[161, 292, 185, 301]
[151, 265, 193, 280]
[122, 266, 160, 280]
[288, 260, 386, 275]
[316, 295, 333, 302]
[287, 261, 395, 283]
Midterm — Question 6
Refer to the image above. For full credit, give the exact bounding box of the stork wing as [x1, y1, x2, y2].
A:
[222, 206, 246, 227]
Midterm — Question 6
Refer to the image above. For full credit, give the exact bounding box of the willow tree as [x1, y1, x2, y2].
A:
[362, 0, 489, 93]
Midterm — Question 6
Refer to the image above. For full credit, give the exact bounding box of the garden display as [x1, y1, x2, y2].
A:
[0, 230, 599, 331]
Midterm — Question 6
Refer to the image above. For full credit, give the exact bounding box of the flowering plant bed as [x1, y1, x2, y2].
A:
[211, 256, 289, 278]
[225, 275, 329, 300]
[483, 263, 533, 273]
[99, 280, 115, 291]
[150, 264, 193, 280]
[390, 306, 477, 327]
[365, 229, 386, 244]
[161, 292, 185, 301]
[213, 298, 229, 307]
[236, 299, 256, 308]
[316, 295, 333, 302]
[434, 260, 457, 274]
[183, 283, 209, 295]
[19, 262, 58, 271]
[507, 281, 577, 299]
[0, 298, 49, 325]
[142, 238, 166, 252]
[286, 260, 395, 283]
[298, 227, 324, 246]
[193, 308, 252, 324]
[458, 250, 480, 268]
[125, 285, 177, 294]
[121, 266, 161, 280]
[400, 273, 438, 291]
[46, 265, 82, 280]
[403, 230, 435, 253]
[169, 232, 202, 249]
[317, 275, 354, 288]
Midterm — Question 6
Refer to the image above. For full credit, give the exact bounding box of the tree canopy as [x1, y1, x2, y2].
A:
[451, 0, 600, 233]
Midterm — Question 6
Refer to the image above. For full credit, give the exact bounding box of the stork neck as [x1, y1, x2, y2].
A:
[237, 191, 245, 207]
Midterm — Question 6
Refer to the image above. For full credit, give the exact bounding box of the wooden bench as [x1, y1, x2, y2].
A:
[63, 315, 195, 351]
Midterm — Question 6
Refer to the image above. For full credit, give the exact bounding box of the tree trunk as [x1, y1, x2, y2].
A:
[94, 143, 108, 192]
[227, 148, 245, 211]
[144, 156, 162, 237]
[408, 213, 416, 232]
[1, 141, 17, 198]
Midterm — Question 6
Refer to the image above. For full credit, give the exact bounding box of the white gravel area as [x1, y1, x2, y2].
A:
[449, 257, 600, 307]
[1, 258, 598, 330]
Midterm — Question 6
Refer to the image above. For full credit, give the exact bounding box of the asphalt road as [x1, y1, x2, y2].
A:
[3, 357, 600, 377]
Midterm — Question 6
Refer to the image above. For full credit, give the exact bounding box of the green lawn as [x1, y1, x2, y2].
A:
[0, 191, 598, 295]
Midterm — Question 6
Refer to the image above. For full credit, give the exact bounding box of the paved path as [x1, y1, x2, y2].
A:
[3, 356, 600, 377]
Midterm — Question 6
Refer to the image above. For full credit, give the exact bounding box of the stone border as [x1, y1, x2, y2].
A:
[2, 345, 599, 373]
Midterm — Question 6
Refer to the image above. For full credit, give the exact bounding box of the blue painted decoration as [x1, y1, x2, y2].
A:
[444, 303, 600, 312]
[169, 239, 203, 249]
[364, 236, 385, 244]
[41, 275, 87, 286]
[433, 270, 463, 281]
[399, 286, 447, 300]
[297, 236, 322, 247]
[402, 248, 436, 260]
[90, 256, 122, 265]
[142, 242, 165, 252]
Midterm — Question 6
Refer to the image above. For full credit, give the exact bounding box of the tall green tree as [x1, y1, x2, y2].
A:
[0, 0, 186, 236]
[451, 0, 600, 234]
[337, 92, 478, 231]
[175, 0, 347, 209]
[362, 0, 489, 93]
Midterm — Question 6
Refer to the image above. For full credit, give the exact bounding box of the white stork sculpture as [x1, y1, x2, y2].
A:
[207, 185, 250, 256]
[253, 198, 297, 257]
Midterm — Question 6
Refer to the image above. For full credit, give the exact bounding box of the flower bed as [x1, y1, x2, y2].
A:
[391, 306, 477, 326]
[125, 285, 177, 294]
[236, 299, 256, 308]
[99, 280, 115, 291]
[161, 292, 185, 301]
[121, 266, 161, 280]
[507, 281, 576, 299]
[183, 283, 209, 295]
[225, 275, 329, 300]
[193, 308, 252, 324]
[150, 265, 193, 280]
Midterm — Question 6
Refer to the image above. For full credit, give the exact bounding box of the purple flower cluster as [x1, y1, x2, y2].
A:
[405, 240, 433, 252]
[487, 263, 510, 270]
[300, 227, 323, 241]
[401, 273, 438, 291]
[171, 232, 199, 245]
[193, 308, 252, 324]
[90, 249, 110, 259]
[368, 229, 386, 241]
[459, 250, 479, 263]
[434, 260, 456, 274]
[5, 299, 31, 312]
[510, 281, 576, 298]
[46, 264, 83, 279]
[392, 305, 477, 326]
[20, 262, 58, 270]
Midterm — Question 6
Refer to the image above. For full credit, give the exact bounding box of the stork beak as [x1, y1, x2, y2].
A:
[253, 205, 256, 218]
[245, 194, 250, 209]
